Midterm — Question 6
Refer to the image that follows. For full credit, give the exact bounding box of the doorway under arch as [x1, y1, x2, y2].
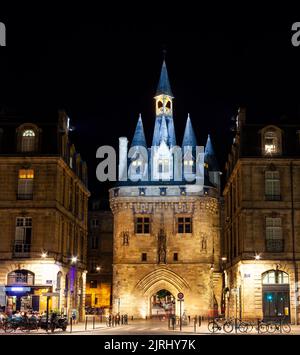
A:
[262, 269, 290, 321]
[150, 289, 175, 319]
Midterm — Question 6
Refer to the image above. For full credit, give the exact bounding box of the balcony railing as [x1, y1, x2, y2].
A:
[266, 239, 284, 252]
[17, 193, 33, 200]
[13, 243, 31, 258]
[265, 194, 281, 201]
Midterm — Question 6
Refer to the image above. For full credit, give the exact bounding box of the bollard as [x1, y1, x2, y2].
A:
[194, 317, 196, 333]
[93, 316, 95, 329]
[257, 319, 260, 334]
[131, 315, 133, 321]
[198, 315, 201, 327]
[280, 318, 282, 334]
[85, 316, 88, 330]
[70, 317, 73, 333]
[235, 318, 237, 334]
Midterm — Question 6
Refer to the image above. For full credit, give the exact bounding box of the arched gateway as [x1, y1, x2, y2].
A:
[133, 268, 189, 318]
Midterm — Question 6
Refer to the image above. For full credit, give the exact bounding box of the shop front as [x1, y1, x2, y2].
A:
[4, 269, 54, 314]
[5, 285, 53, 313]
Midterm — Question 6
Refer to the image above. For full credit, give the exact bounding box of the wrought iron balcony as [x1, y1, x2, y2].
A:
[265, 194, 281, 201]
[17, 193, 33, 200]
[266, 239, 284, 252]
[13, 243, 31, 258]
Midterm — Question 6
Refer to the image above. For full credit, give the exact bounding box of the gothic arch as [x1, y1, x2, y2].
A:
[135, 267, 190, 297]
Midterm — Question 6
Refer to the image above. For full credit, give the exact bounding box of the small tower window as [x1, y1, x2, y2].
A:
[135, 216, 150, 234]
[141, 253, 147, 261]
[158, 101, 163, 109]
[166, 100, 171, 109]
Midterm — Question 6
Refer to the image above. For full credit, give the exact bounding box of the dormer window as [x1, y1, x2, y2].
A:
[21, 129, 35, 152]
[261, 126, 282, 156]
[264, 132, 277, 154]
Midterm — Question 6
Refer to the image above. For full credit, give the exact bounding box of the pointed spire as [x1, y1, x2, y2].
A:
[156, 60, 173, 97]
[182, 114, 197, 147]
[204, 134, 220, 171]
[131, 114, 147, 148]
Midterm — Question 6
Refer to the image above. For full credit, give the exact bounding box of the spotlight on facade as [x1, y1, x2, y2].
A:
[221, 257, 227, 261]
[255, 254, 261, 260]
[96, 266, 101, 271]
[41, 252, 47, 258]
[71, 256, 78, 264]
[210, 264, 214, 270]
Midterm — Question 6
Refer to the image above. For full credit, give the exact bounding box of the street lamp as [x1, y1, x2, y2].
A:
[254, 253, 261, 260]
[71, 256, 78, 264]
[96, 266, 101, 272]
[41, 251, 48, 258]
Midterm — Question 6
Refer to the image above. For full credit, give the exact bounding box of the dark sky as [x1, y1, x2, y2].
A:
[1, 13, 300, 202]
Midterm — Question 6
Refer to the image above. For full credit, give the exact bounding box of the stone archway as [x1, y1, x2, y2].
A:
[135, 267, 190, 317]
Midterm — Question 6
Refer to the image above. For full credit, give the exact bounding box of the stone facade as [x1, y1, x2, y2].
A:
[86, 204, 113, 311]
[110, 191, 222, 318]
[0, 110, 90, 320]
[223, 108, 300, 323]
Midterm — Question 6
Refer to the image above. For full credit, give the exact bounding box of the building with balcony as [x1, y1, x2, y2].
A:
[0, 109, 90, 320]
[223, 108, 300, 323]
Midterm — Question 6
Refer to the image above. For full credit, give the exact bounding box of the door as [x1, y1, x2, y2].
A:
[32, 295, 40, 312]
[262, 286, 290, 321]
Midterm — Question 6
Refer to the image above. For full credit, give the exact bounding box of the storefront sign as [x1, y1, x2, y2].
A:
[5, 287, 31, 292]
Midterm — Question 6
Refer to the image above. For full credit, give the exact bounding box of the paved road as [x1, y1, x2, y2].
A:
[1, 319, 299, 335]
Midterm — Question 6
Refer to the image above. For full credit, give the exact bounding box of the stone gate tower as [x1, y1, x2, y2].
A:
[109, 60, 222, 318]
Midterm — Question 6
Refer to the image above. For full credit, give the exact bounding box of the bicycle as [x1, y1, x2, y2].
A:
[255, 319, 269, 334]
[208, 318, 224, 333]
[267, 318, 291, 334]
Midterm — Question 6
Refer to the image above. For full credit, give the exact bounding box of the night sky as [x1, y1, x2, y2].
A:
[1, 13, 300, 203]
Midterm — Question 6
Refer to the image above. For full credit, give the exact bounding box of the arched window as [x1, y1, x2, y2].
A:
[21, 129, 36, 152]
[7, 269, 35, 285]
[262, 270, 289, 285]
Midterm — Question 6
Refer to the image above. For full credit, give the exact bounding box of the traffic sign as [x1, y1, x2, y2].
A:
[177, 292, 184, 300]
